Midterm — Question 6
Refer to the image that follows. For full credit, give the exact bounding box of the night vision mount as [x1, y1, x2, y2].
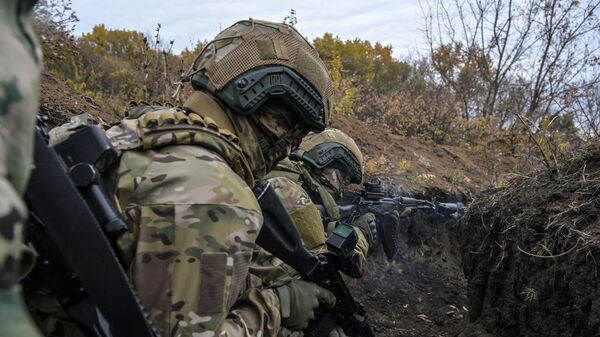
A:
[192, 66, 326, 130]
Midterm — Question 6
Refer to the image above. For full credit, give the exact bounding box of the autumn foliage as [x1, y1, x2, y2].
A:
[34, 1, 600, 165]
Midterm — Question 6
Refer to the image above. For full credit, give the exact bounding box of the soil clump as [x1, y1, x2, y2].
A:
[40, 72, 118, 127]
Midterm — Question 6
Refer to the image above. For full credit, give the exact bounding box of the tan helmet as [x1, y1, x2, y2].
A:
[297, 128, 364, 184]
[188, 19, 333, 131]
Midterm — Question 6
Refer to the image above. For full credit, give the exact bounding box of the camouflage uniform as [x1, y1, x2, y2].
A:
[267, 128, 371, 261]
[0, 0, 43, 336]
[27, 18, 333, 337]
[264, 161, 370, 277]
[102, 105, 278, 336]
[108, 19, 332, 337]
[258, 129, 370, 337]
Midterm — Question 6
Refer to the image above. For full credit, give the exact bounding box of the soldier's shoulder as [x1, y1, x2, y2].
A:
[122, 145, 259, 211]
[267, 176, 314, 213]
[108, 104, 255, 185]
[265, 158, 303, 182]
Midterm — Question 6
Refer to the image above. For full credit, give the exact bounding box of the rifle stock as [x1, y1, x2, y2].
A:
[25, 125, 160, 337]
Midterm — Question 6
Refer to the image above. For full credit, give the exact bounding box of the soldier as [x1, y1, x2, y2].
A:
[0, 0, 44, 336]
[25, 19, 335, 337]
[105, 19, 335, 337]
[264, 128, 377, 276]
[257, 128, 375, 337]
[267, 128, 377, 252]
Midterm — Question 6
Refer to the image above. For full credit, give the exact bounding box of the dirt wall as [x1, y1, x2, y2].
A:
[457, 149, 600, 337]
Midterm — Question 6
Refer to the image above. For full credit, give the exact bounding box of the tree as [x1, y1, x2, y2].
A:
[424, 0, 600, 125]
[424, 0, 600, 168]
[33, 0, 79, 70]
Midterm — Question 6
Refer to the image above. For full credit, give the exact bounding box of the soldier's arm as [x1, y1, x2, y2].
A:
[268, 176, 371, 275]
[116, 145, 281, 337]
[348, 212, 376, 275]
[268, 176, 327, 252]
[351, 226, 370, 273]
[218, 287, 281, 337]
[0, 178, 41, 337]
[0, 124, 40, 337]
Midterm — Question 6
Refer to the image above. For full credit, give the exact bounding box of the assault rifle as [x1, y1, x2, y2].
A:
[319, 179, 465, 259]
[254, 181, 375, 337]
[24, 119, 161, 337]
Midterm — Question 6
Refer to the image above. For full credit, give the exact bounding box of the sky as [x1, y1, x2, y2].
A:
[71, 0, 427, 58]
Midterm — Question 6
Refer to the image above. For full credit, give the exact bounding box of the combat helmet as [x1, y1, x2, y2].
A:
[187, 19, 332, 142]
[296, 128, 364, 184]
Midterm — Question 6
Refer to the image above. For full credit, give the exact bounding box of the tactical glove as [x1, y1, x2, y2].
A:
[351, 212, 377, 245]
[275, 279, 336, 331]
[399, 207, 412, 218]
[328, 326, 348, 337]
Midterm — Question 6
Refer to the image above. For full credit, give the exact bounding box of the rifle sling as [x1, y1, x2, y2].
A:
[25, 129, 158, 337]
[254, 181, 375, 337]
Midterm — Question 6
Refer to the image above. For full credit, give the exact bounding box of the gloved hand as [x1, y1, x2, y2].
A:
[398, 207, 412, 218]
[276, 279, 336, 331]
[329, 326, 348, 337]
[351, 212, 377, 245]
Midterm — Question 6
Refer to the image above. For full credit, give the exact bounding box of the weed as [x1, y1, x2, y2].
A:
[444, 171, 464, 185]
[532, 240, 554, 256]
[521, 287, 537, 303]
[414, 173, 436, 185]
[395, 159, 411, 174]
[365, 154, 391, 175]
[494, 179, 507, 190]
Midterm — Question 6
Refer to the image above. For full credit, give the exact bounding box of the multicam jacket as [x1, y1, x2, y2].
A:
[0, 1, 43, 336]
[104, 106, 282, 337]
[262, 159, 370, 279]
[254, 159, 370, 337]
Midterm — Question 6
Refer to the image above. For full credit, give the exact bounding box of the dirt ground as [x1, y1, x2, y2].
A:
[327, 113, 519, 336]
[40, 72, 119, 127]
[341, 188, 494, 337]
[349, 216, 469, 337]
[330, 113, 529, 198]
[336, 113, 600, 336]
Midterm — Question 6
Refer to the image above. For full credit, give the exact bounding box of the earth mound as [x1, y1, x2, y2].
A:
[330, 113, 525, 197]
[40, 72, 118, 127]
[457, 147, 600, 337]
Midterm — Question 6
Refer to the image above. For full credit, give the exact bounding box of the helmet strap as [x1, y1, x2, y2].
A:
[251, 116, 305, 171]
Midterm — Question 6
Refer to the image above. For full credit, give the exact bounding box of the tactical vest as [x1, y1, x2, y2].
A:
[269, 158, 341, 234]
[105, 105, 255, 187]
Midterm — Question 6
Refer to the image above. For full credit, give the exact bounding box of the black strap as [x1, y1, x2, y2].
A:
[254, 181, 375, 337]
[25, 129, 160, 337]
